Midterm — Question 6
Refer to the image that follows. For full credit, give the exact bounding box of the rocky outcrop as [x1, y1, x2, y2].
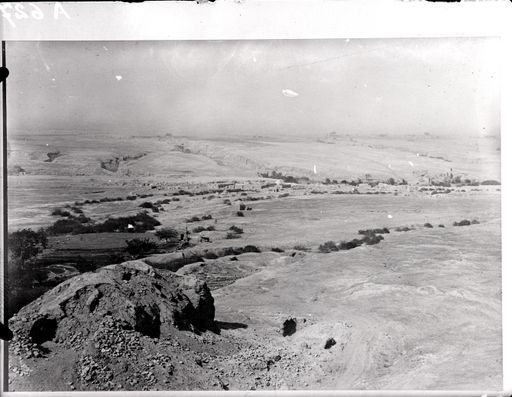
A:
[9, 261, 216, 356]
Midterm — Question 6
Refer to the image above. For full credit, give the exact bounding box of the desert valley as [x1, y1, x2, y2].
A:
[5, 130, 501, 391]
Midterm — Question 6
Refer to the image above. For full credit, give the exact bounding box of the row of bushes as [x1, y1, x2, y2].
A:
[259, 170, 309, 184]
[138, 198, 176, 213]
[45, 211, 161, 235]
[186, 214, 213, 223]
[318, 232, 384, 253]
[193, 225, 216, 233]
[358, 228, 390, 235]
[202, 245, 261, 259]
[453, 219, 479, 227]
[226, 225, 244, 239]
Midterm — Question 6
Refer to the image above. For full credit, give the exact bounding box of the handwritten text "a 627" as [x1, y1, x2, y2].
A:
[0, 3, 70, 28]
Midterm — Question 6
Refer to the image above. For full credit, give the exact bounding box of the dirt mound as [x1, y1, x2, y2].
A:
[9, 261, 216, 357]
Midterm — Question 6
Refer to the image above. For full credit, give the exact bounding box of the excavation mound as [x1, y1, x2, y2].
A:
[9, 261, 216, 357]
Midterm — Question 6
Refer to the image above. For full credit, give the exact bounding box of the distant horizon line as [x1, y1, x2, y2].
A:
[8, 129, 500, 139]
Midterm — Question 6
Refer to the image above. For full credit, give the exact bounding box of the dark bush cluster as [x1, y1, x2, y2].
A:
[259, 170, 308, 184]
[229, 225, 244, 234]
[186, 214, 213, 222]
[358, 227, 390, 235]
[318, 232, 384, 253]
[46, 211, 160, 235]
[125, 238, 158, 258]
[74, 192, 158, 207]
[155, 227, 179, 242]
[226, 232, 241, 239]
[243, 196, 265, 202]
[203, 251, 218, 259]
[236, 211, 244, 217]
[51, 208, 71, 217]
[453, 219, 471, 227]
[318, 241, 338, 253]
[271, 247, 284, 253]
[480, 180, 500, 185]
[424, 223, 433, 228]
[395, 226, 413, 232]
[8, 228, 48, 263]
[293, 245, 309, 252]
[215, 245, 261, 257]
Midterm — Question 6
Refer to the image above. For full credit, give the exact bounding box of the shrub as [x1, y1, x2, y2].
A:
[93, 212, 161, 233]
[220, 247, 243, 256]
[481, 180, 500, 185]
[193, 226, 207, 233]
[206, 225, 216, 231]
[319, 241, 338, 253]
[126, 195, 137, 201]
[139, 201, 154, 209]
[239, 203, 246, 211]
[8, 228, 48, 263]
[203, 251, 218, 259]
[271, 247, 284, 253]
[424, 223, 433, 228]
[51, 208, 71, 217]
[155, 227, 179, 242]
[453, 220, 471, 227]
[438, 224, 445, 228]
[47, 218, 87, 235]
[236, 211, 244, 217]
[226, 232, 241, 239]
[358, 228, 389, 235]
[471, 219, 480, 224]
[293, 244, 309, 252]
[201, 214, 213, 220]
[74, 214, 92, 224]
[395, 226, 413, 232]
[338, 240, 361, 250]
[125, 238, 158, 258]
[229, 225, 244, 234]
[278, 193, 290, 198]
[243, 245, 260, 253]
[186, 216, 201, 223]
[223, 199, 232, 205]
[360, 234, 383, 245]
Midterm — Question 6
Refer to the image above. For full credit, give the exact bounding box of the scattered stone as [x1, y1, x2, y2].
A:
[324, 338, 336, 349]
[281, 318, 297, 337]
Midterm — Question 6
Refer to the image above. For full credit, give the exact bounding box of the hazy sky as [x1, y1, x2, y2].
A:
[7, 38, 500, 137]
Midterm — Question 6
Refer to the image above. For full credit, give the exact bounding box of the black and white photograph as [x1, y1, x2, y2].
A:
[1, 21, 504, 393]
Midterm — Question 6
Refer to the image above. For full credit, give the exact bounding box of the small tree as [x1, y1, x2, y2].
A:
[155, 227, 179, 243]
[125, 238, 158, 258]
[8, 228, 48, 263]
[7, 228, 48, 290]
